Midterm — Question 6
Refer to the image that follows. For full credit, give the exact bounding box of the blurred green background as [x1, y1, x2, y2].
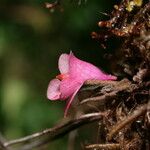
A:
[0, 0, 116, 149]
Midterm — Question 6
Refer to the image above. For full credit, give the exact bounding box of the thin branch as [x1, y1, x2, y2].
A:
[85, 79, 133, 91]
[85, 80, 117, 86]
[4, 112, 105, 149]
[0, 133, 9, 150]
[107, 104, 147, 140]
[0, 141, 8, 150]
[81, 79, 134, 105]
[85, 143, 120, 150]
[80, 91, 117, 105]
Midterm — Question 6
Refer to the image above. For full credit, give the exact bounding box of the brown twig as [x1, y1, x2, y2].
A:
[0, 134, 9, 150]
[107, 104, 147, 141]
[4, 112, 105, 149]
[80, 91, 117, 105]
[85, 143, 120, 150]
[85, 80, 117, 86]
[85, 79, 133, 90]
[0, 141, 8, 150]
[81, 79, 135, 105]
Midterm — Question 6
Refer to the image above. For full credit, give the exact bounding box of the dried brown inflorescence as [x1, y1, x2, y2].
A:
[82, 0, 150, 149]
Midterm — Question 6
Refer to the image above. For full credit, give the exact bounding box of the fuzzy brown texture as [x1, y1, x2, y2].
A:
[85, 0, 150, 149]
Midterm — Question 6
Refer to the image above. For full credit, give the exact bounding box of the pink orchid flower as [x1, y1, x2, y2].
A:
[47, 52, 117, 116]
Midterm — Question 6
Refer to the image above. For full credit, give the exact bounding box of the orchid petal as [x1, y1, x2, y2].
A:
[58, 54, 69, 74]
[69, 52, 115, 81]
[64, 83, 83, 117]
[60, 78, 82, 99]
[47, 79, 61, 100]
